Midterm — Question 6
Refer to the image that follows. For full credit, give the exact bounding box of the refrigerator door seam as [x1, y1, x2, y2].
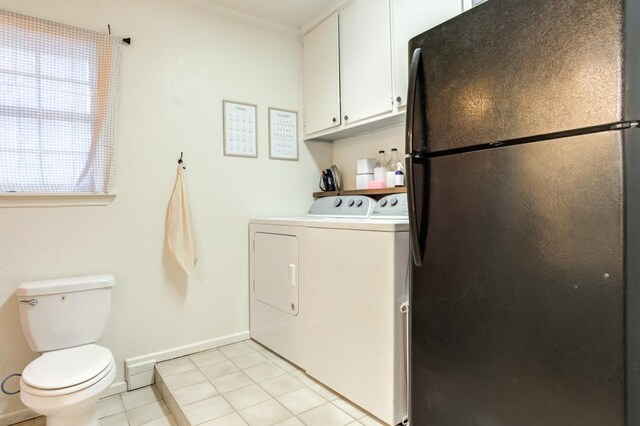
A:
[419, 121, 639, 159]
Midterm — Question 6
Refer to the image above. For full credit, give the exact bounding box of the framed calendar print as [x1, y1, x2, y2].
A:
[268, 107, 298, 161]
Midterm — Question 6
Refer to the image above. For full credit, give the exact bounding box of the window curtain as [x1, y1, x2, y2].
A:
[0, 10, 123, 193]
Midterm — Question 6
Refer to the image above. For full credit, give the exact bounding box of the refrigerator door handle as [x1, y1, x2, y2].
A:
[406, 47, 426, 267]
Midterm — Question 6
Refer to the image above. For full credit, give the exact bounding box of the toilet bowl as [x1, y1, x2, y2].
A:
[20, 345, 116, 426]
[16, 275, 117, 426]
[20, 345, 115, 426]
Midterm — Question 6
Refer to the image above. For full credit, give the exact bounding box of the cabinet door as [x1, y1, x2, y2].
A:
[303, 14, 341, 135]
[463, 0, 487, 11]
[340, 0, 393, 125]
[391, 0, 462, 108]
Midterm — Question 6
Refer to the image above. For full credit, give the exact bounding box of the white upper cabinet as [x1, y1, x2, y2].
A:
[339, 0, 393, 125]
[303, 13, 341, 135]
[303, 0, 466, 140]
[390, 0, 463, 108]
[463, 0, 483, 11]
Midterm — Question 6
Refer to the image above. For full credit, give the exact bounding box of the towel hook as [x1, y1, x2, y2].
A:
[178, 152, 186, 169]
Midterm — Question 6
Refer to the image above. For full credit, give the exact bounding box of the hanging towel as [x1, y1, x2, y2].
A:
[166, 165, 196, 275]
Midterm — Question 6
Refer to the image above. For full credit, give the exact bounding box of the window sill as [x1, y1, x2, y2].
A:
[0, 192, 117, 207]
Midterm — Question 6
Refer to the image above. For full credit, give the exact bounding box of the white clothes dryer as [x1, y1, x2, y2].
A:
[249, 196, 376, 368]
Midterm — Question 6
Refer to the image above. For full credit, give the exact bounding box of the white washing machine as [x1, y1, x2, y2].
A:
[304, 195, 409, 426]
[249, 194, 409, 426]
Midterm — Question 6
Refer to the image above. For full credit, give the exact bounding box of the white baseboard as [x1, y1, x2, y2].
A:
[124, 331, 250, 390]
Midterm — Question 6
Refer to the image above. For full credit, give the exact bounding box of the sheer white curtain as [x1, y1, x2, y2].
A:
[0, 10, 122, 193]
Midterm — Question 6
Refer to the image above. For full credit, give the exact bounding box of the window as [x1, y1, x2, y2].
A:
[0, 10, 122, 193]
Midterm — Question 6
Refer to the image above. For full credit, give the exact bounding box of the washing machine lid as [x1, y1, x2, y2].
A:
[22, 344, 113, 390]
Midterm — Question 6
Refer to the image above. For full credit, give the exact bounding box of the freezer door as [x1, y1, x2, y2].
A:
[409, 0, 624, 153]
[410, 132, 625, 425]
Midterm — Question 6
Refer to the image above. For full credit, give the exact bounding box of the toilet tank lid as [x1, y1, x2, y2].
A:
[16, 274, 115, 297]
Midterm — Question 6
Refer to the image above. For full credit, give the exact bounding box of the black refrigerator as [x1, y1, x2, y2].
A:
[405, 0, 640, 424]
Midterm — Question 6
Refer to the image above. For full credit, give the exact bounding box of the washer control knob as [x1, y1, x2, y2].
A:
[348, 199, 355, 207]
[356, 199, 363, 207]
[333, 198, 342, 207]
[380, 199, 388, 207]
[390, 197, 399, 207]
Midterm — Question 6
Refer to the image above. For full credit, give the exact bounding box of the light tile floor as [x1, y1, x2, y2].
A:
[12, 386, 176, 426]
[13, 339, 387, 426]
[11, 417, 45, 426]
[97, 385, 176, 426]
[155, 339, 388, 426]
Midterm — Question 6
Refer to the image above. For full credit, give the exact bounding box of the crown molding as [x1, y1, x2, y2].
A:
[299, 0, 353, 35]
[179, 0, 301, 36]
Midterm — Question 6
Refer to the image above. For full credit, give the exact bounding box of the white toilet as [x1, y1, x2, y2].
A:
[16, 275, 117, 426]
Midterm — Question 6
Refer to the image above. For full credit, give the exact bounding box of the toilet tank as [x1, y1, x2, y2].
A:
[16, 275, 115, 352]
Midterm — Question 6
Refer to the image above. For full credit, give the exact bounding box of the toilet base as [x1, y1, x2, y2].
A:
[45, 406, 98, 426]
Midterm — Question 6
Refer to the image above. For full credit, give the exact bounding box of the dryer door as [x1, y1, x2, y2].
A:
[254, 233, 299, 316]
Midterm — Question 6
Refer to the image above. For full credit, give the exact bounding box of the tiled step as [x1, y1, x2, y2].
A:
[154, 339, 386, 426]
[97, 385, 177, 425]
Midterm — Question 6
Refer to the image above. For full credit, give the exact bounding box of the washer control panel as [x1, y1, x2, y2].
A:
[307, 196, 376, 217]
[370, 194, 408, 219]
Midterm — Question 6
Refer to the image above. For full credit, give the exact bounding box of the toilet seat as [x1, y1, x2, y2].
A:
[21, 345, 114, 396]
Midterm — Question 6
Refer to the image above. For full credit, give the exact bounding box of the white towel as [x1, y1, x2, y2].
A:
[166, 165, 196, 275]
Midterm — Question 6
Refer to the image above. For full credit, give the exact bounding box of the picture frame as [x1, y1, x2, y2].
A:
[268, 107, 298, 161]
[223, 100, 258, 158]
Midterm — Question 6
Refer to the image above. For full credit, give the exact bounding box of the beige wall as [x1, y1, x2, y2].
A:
[0, 0, 331, 418]
[331, 125, 405, 190]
